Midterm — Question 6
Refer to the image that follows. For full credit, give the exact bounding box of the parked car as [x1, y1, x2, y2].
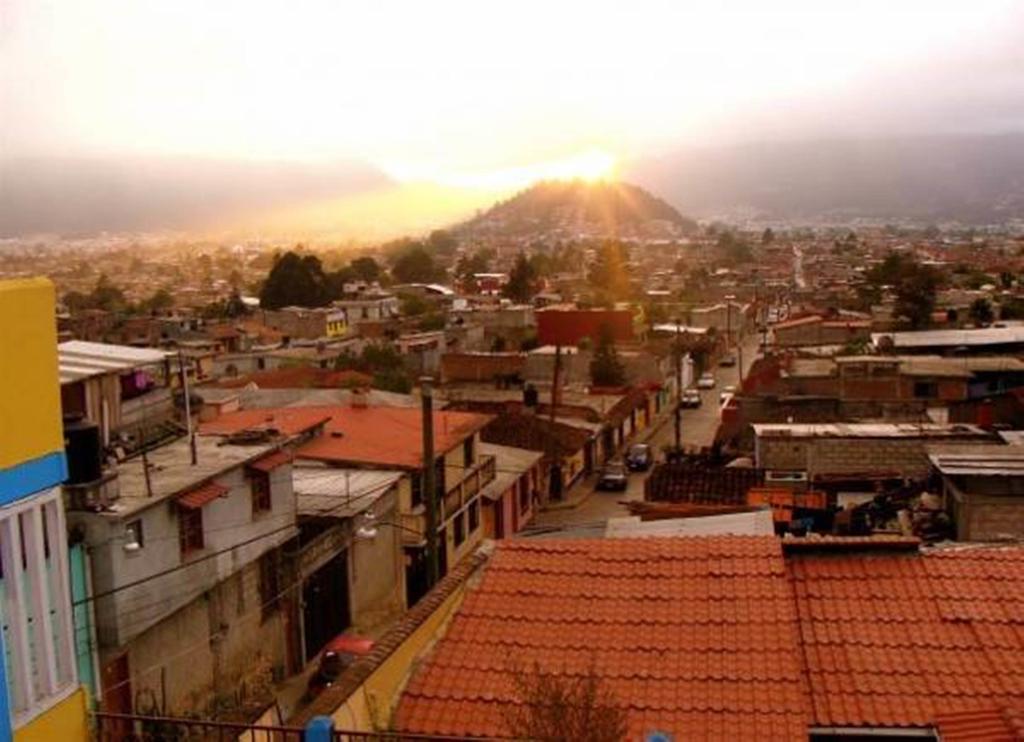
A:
[305, 634, 376, 701]
[719, 385, 736, 404]
[625, 443, 653, 471]
[697, 372, 716, 389]
[597, 461, 629, 491]
[681, 388, 702, 408]
[719, 354, 737, 367]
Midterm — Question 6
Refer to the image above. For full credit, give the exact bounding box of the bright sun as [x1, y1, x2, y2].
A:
[384, 149, 618, 191]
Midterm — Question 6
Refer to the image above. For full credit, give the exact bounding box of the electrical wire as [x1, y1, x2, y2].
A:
[83, 512, 467, 703]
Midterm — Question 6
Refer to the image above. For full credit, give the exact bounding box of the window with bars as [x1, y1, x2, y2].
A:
[178, 507, 204, 557]
[250, 471, 272, 515]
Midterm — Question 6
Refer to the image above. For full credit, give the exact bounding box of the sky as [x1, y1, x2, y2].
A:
[2, 0, 1023, 189]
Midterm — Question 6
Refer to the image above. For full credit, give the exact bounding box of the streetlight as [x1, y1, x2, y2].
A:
[355, 510, 425, 542]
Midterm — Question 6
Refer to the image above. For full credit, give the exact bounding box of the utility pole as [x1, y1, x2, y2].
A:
[179, 350, 196, 465]
[420, 377, 439, 589]
[674, 318, 682, 453]
[548, 345, 563, 499]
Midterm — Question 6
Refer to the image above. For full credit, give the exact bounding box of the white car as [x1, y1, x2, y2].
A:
[719, 385, 736, 404]
[697, 373, 715, 389]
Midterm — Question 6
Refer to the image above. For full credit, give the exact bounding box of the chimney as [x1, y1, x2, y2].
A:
[351, 388, 369, 409]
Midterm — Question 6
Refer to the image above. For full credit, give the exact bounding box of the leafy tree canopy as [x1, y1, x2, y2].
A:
[259, 250, 333, 309]
[391, 246, 445, 284]
[589, 324, 626, 387]
[502, 252, 537, 303]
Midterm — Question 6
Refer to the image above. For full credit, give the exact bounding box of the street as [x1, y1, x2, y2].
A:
[528, 332, 760, 531]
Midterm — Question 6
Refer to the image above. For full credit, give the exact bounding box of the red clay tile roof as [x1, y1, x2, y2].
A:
[247, 449, 292, 473]
[789, 545, 1024, 730]
[933, 706, 1024, 741]
[176, 481, 229, 509]
[202, 405, 490, 469]
[200, 408, 335, 437]
[394, 537, 809, 740]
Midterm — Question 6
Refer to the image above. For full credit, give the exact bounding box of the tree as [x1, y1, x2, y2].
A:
[139, 288, 174, 314]
[455, 250, 493, 288]
[503, 252, 537, 303]
[893, 264, 940, 329]
[391, 246, 443, 284]
[589, 241, 630, 303]
[259, 251, 331, 309]
[762, 227, 775, 244]
[349, 256, 381, 283]
[968, 297, 995, 326]
[502, 661, 628, 742]
[589, 324, 626, 387]
[866, 252, 941, 329]
[426, 229, 458, 256]
[717, 232, 753, 265]
[334, 343, 412, 394]
[399, 293, 430, 317]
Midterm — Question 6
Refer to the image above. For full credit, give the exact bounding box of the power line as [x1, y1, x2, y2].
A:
[71, 476, 401, 608]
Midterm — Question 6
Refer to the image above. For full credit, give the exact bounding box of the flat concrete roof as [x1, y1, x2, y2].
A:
[110, 435, 282, 517]
[753, 423, 989, 439]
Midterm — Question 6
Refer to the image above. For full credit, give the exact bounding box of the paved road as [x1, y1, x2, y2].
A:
[530, 333, 760, 532]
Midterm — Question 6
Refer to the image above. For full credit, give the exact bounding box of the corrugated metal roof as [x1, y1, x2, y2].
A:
[58, 340, 167, 384]
[753, 422, 988, 439]
[292, 467, 402, 517]
[929, 451, 1024, 476]
[872, 326, 1024, 349]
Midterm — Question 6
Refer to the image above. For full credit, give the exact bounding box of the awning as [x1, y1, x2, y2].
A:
[177, 481, 229, 509]
[248, 450, 292, 473]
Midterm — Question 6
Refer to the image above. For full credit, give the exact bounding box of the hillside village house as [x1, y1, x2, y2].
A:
[58, 340, 172, 447]
[202, 403, 494, 606]
[64, 420, 325, 718]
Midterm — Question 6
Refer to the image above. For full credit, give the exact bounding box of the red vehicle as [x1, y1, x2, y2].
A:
[305, 634, 375, 701]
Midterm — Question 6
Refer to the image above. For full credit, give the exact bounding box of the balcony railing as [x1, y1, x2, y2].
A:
[442, 454, 496, 518]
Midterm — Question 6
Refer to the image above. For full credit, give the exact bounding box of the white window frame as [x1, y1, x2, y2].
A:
[0, 487, 78, 728]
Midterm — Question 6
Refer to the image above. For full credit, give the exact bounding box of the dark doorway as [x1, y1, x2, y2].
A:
[302, 550, 350, 661]
[405, 546, 428, 607]
[437, 526, 448, 578]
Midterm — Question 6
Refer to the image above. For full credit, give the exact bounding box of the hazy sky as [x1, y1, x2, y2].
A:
[3, 0, 1022, 185]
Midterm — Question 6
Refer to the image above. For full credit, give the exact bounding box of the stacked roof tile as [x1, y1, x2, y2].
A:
[394, 537, 1024, 738]
[789, 546, 1024, 730]
[394, 537, 809, 740]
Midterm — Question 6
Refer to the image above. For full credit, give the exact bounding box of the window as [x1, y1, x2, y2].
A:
[468, 500, 479, 532]
[0, 489, 77, 723]
[914, 381, 938, 399]
[258, 550, 281, 622]
[125, 519, 144, 549]
[251, 471, 272, 514]
[463, 438, 475, 468]
[179, 507, 204, 556]
[519, 476, 531, 514]
[453, 511, 465, 546]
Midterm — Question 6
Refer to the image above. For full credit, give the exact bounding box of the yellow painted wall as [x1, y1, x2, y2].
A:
[14, 687, 89, 742]
[329, 578, 470, 732]
[0, 278, 63, 470]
